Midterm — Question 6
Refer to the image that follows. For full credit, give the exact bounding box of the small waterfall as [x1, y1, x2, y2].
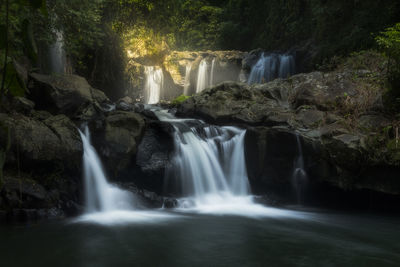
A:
[196, 59, 209, 93]
[183, 63, 192, 96]
[144, 66, 164, 104]
[279, 55, 296, 79]
[154, 109, 253, 209]
[247, 53, 295, 84]
[49, 30, 66, 74]
[292, 134, 308, 204]
[79, 126, 134, 213]
[209, 58, 216, 86]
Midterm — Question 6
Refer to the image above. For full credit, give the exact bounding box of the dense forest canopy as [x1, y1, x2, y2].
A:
[0, 0, 400, 100]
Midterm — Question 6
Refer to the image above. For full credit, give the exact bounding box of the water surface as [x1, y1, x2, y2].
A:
[1, 209, 399, 267]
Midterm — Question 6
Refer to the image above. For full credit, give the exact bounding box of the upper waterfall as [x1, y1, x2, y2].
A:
[196, 59, 209, 93]
[49, 30, 66, 74]
[247, 53, 295, 84]
[144, 66, 164, 104]
[183, 63, 192, 96]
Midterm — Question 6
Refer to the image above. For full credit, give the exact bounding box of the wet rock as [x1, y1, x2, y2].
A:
[28, 73, 109, 116]
[134, 121, 174, 194]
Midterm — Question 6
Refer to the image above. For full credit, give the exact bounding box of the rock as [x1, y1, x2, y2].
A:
[0, 113, 82, 172]
[134, 121, 174, 194]
[116, 96, 134, 111]
[178, 81, 287, 125]
[92, 111, 145, 175]
[12, 96, 35, 114]
[3, 177, 47, 200]
[28, 73, 109, 116]
[358, 114, 390, 130]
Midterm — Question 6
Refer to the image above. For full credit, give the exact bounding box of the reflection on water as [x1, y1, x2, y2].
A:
[1, 210, 399, 267]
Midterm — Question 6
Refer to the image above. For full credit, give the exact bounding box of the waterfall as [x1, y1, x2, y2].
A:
[209, 58, 216, 86]
[183, 63, 192, 96]
[153, 108, 257, 210]
[49, 30, 66, 74]
[292, 134, 308, 204]
[279, 55, 295, 79]
[196, 59, 209, 93]
[79, 126, 134, 213]
[144, 66, 164, 104]
[247, 53, 295, 84]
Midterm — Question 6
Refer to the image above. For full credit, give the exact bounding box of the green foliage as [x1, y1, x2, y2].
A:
[376, 23, 400, 112]
[376, 23, 400, 84]
[172, 94, 190, 105]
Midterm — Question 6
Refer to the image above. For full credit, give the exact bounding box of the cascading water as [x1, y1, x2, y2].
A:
[183, 63, 192, 96]
[209, 58, 216, 86]
[79, 126, 134, 212]
[153, 108, 287, 216]
[196, 59, 209, 93]
[77, 125, 179, 225]
[49, 30, 66, 74]
[247, 53, 295, 84]
[144, 66, 164, 104]
[292, 134, 308, 204]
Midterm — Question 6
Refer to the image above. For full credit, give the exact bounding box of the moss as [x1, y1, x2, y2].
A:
[171, 94, 190, 106]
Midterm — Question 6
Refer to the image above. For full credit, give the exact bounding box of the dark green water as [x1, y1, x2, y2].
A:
[1, 208, 399, 267]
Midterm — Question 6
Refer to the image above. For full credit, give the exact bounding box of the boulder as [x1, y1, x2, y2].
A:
[0, 113, 82, 173]
[133, 121, 174, 194]
[91, 111, 145, 175]
[28, 73, 109, 116]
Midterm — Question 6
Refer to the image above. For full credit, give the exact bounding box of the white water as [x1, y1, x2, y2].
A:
[196, 59, 209, 93]
[79, 126, 134, 212]
[183, 63, 192, 96]
[77, 126, 179, 225]
[292, 134, 308, 204]
[247, 53, 295, 84]
[153, 108, 290, 216]
[209, 58, 216, 86]
[144, 66, 164, 104]
[49, 30, 66, 74]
